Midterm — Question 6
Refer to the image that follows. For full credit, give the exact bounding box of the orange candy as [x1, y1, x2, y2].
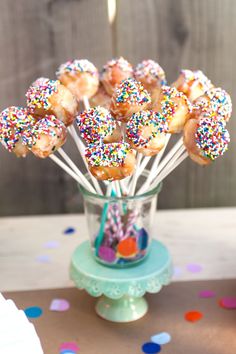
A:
[117, 237, 138, 257]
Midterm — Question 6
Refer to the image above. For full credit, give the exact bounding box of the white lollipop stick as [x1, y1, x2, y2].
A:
[49, 154, 96, 193]
[129, 153, 143, 195]
[82, 96, 90, 110]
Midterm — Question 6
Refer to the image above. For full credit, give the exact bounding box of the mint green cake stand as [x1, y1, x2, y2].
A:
[70, 240, 172, 322]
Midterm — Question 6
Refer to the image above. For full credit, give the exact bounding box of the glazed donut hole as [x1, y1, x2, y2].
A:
[26, 79, 78, 127]
[184, 116, 230, 166]
[152, 85, 192, 134]
[56, 59, 99, 100]
[85, 142, 136, 181]
[126, 110, 168, 156]
[100, 57, 134, 96]
[76, 106, 122, 145]
[22, 115, 67, 159]
[90, 82, 111, 110]
[110, 78, 151, 123]
[172, 69, 214, 102]
[0, 106, 36, 158]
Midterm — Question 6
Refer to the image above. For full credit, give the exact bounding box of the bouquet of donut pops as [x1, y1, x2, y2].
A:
[0, 57, 232, 265]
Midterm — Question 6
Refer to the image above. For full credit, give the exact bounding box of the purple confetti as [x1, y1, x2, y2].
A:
[198, 290, 216, 298]
[173, 266, 182, 278]
[36, 255, 51, 264]
[50, 299, 70, 312]
[186, 263, 203, 273]
[44, 240, 60, 249]
[220, 297, 236, 309]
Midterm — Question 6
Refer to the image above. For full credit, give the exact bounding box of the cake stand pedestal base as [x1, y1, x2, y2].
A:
[70, 240, 172, 323]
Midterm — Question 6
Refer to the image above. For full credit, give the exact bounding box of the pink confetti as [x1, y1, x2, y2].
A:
[59, 342, 80, 352]
[186, 263, 203, 273]
[50, 299, 70, 312]
[198, 290, 216, 298]
[219, 297, 236, 309]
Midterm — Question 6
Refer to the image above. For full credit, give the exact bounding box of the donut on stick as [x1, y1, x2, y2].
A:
[77, 106, 122, 145]
[126, 110, 168, 156]
[90, 83, 111, 109]
[22, 115, 67, 159]
[85, 142, 136, 181]
[134, 59, 166, 102]
[26, 79, 78, 126]
[110, 78, 151, 122]
[184, 116, 230, 165]
[152, 85, 192, 133]
[56, 59, 99, 101]
[172, 69, 213, 102]
[100, 57, 134, 95]
[0, 106, 35, 157]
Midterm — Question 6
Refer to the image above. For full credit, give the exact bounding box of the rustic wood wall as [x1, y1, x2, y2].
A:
[0, 0, 235, 216]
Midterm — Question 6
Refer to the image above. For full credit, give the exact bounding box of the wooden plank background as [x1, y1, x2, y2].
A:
[0, 0, 235, 216]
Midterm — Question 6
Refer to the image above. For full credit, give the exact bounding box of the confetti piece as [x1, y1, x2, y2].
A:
[219, 297, 236, 309]
[142, 342, 161, 353]
[185, 311, 203, 322]
[198, 290, 216, 298]
[173, 266, 182, 278]
[44, 240, 60, 249]
[36, 255, 51, 263]
[50, 299, 70, 312]
[98, 246, 116, 263]
[64, 227, 76, 235]
[151, 332, 171, 345]
[24, 306, 43, 318]
[186, 263, 203, 273]
[59, 342, 79, 353]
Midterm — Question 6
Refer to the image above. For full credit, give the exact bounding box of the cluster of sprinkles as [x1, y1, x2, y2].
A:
[85, 142, 131, 167]
[134, 59, 167, 85]
[181, 69, 213, 91]
[0, 106, 34, 151]
[204, 88, 232, 122]
[22, 115, 65, 149]
[26, 79, 59, 111]
[127, 110, 168, 148]
[56, 59, 98, 77]
[77, 106, 116, 144]
[160, 86, 192, 121]
[114, 78, 151, 105]
[101, 57, 133, 75]
[195, 117, 230, 160]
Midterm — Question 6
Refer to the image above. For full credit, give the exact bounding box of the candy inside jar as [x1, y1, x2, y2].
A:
[80, 172, 162, 268]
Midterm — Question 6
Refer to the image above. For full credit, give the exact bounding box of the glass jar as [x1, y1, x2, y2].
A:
[80, 172, 162, 268]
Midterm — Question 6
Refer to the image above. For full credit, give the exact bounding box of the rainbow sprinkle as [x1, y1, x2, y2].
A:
[134, 59, 166, 85]
[195, 117, 230, 161]
[56, 59, 98, 77]
[126, 110, 168, 148]
[22, 115, 66, 149]
[0, 106, 35, 151]
[114, 78, 151, 105]
[85, 142, 132, 167]
[180, 69, 213, 91]
[101, 57, 133, 75]
[77, 106, 116, 144]
[26, 79, 60, 111]
[202, 87, 232, 121]
[159, 86, 192, 125]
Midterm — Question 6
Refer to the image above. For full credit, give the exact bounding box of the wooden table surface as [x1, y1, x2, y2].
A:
[1, 207, 236, 292]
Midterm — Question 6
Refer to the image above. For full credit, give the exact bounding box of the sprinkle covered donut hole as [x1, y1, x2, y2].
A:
[56, 59, 99, 100]
[152, 86, 192, 133]
[90, 83, 111, 109]
[184, 116, 230, 165]
[134, 59, 167, 102]
[26, 79, 78, 126]
[85, 142, 136, 181]
[76, 106, 122, 145]
[193, 87, 232, 123]
[100, 57, 134, 95]
[22, 115, 67, 159]
[172, 69, 214, 102]
[31, 77, 50, 87]
[126, 110, 168, 156]
[110, 78, 151, 122]
[0, 106, 35, 157]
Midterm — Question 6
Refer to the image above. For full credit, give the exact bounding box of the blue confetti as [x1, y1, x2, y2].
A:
[24, 306, 43, 318]
[142, 342, 161, 353]
[151, 332, 171, 345]
[64, 227, 76, 235]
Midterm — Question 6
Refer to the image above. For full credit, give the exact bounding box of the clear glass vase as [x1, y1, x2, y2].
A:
[79, 172, 162, 268]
